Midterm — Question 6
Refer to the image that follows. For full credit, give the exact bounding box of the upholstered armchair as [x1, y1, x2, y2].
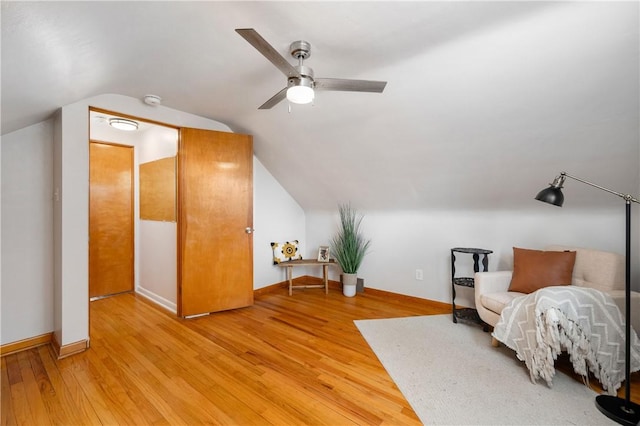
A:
[475, 245, 640, 343]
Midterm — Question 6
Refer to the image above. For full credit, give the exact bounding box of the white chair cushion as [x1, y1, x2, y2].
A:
[480, 291, 525, 315]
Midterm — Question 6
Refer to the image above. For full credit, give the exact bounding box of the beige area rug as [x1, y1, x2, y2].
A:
[355, 314, 615, 425]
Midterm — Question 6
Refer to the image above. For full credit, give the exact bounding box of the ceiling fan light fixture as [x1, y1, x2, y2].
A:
[235, 29, 387, 109]
[287, 85, 314, 104]
[286, 76, 314, 104]
[109, 118, 138, 131]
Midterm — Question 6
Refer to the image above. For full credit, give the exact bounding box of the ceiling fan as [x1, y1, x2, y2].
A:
[235, 28, 387, 109]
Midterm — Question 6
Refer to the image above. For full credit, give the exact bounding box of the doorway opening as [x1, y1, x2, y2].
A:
[89, 109, 179, 312]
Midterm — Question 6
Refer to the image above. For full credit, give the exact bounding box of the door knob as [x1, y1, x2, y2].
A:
[245, 227, 255, 234]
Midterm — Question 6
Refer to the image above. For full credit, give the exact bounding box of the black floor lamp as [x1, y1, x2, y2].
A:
[535, 171, 640, 426]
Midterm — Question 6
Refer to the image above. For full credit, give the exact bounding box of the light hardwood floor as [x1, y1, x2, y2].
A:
[2, 287, 639, 425]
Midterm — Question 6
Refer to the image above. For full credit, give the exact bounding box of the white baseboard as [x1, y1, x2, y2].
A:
[136, 286, 177, 313]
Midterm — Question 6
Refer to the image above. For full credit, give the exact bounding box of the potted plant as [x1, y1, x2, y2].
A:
[331, 203, 371, 297]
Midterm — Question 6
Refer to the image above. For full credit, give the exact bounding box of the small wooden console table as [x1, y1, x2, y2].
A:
[278, 259, 337, 295]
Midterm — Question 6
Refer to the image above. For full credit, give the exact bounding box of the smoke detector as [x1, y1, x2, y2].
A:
[143, 94, 162, 106]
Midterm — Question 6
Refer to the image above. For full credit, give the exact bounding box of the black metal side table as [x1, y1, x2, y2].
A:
[450, 247, 492, 326]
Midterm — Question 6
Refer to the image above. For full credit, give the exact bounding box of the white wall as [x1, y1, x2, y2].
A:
[307, 205, 631, 308]
[134, 124, 178, 310]
[137, 222, 177, 307]
[0, 119, 2, 341]
[636, 147, 640, 288]
[1, 120, 54, 344]
[253, 158, 306, 288]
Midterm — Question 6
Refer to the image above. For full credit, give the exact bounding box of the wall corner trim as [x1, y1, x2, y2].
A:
[51, 335, 89, 359]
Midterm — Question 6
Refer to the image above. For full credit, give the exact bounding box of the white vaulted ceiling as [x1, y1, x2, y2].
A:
[2, 1, 638, 210]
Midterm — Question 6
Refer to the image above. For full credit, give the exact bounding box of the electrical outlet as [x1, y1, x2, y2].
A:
[415, 269, 423, 280]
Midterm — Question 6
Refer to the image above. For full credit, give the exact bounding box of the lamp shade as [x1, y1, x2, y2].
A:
[535, 186, 564, 207]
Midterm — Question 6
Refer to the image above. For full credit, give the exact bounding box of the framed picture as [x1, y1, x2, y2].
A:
[317, 246, 330, 262]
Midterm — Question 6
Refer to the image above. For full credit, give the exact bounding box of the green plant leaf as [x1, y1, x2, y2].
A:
[331, 203, 371, 274]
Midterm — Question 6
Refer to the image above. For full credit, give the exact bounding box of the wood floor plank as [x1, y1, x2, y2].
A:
[99, 354, 166, 425]
[114, 334, 236, 425]
[193, 352, 308, 423]
[16, 350, 50, 426]
[8, 382, 33, 425]
[1, 356, 17, 425]
[4, 353, 22, 386]
[3, 287, 636, 425]
[40, 347, 103, 425]
[94, 337, 197, 425]
[64, 357, 123, 425]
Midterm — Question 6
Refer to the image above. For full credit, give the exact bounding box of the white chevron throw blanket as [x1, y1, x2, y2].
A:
[493, 286, 640, 394]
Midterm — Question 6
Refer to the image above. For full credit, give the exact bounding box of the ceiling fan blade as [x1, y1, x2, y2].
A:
[236, 28, 301, 79]
[259, 87, 288, 109]
[315, 78, 387, 93]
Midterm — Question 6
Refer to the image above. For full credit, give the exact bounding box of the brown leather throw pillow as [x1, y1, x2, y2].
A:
[508, 247, 576, 294]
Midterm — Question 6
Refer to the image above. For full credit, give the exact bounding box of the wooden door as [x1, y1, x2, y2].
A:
[89, 142, 134, 298]
[178, 128, 253, 317]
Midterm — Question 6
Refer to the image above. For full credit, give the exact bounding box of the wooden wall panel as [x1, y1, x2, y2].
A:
[139, 156, 176, 222]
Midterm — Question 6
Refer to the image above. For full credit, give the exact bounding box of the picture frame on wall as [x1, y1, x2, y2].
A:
[317, 246, 330, 262]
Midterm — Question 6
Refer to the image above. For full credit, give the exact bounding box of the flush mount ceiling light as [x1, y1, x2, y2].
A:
[109, 118, 138, 131]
